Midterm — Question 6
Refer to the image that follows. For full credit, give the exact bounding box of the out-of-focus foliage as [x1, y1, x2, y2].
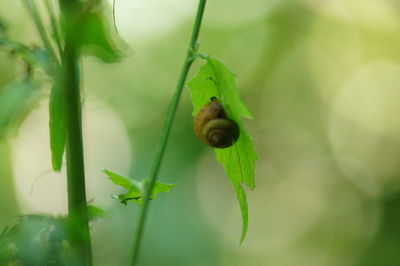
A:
[1, 0, 400, 265]
[0, 22, 54, 75]
[60, 0, 123, 62]
[0, 215, 72, 266]
[51, 0, 124, 172]
[0, 81, 39, 137]
[75, 9, 123, 63]
[87, 204, 107, 220]
[0, 23, 46, 137]
[0, 209, 106, 265]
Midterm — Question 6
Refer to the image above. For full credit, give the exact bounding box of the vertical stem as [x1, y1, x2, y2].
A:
[130, 0, 207, 265]
[45, 0, 63, 56]
[63, 42, 92, 265]
[60, 2, 92, 265]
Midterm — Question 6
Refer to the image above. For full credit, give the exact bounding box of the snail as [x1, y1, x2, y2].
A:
[194, 97, 240, 148]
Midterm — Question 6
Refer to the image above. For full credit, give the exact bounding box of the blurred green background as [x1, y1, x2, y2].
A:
[1, 0, 400, 265]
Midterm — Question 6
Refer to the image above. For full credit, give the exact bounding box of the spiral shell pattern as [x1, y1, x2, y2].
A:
[194, 98, 240, 148]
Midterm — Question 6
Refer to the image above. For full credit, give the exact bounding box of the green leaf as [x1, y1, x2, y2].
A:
[234, 184, 248, 244]
[188, 56, 258, 243]
[188, 57, 252, 119]
[104, 169, 137, 190]
[87, 205, 107, 220]
[49, 83, 66, 171]
[0, 81, 38, 137]
[215, 130, 257, 189]
[75, 10, 123, 62]
[104, 169, 176, 206]
[124, 182, 145, 205]
[151, 182, 176, 199]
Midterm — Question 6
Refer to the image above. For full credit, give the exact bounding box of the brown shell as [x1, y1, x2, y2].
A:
[194, 99, 240, 148]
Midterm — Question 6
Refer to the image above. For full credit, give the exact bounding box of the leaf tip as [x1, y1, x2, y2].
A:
[52, 163, 62, 172]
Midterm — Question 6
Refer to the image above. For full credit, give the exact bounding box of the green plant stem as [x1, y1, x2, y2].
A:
[60, 3, 92, 265]
[63, 39, 92, 265]
[21, 0, 59, 63]
[130, 0, 207, 265]
[45, 0, 63, 57]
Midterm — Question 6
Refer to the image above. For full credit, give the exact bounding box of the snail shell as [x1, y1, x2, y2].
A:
[194, 98, 240, 148]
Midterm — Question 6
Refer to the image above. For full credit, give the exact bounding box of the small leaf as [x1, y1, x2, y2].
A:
[104, 169, 176, 206]
[49, 83, 66, 171]
[104, 169, 144, 206]
[75, 10, 123, 62]
[125, 185, 144, 203]
[151, 182, 176, 199]
[188, 56, 258, 243]
[87, 205, 107, 220]
[103, 169, 136, 190]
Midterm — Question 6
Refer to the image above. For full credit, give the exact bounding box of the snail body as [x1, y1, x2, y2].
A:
[194, 98, 240, 148]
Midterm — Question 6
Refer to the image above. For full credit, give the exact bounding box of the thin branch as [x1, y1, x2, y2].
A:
[21, 0, 59, 64]
[44, 0, 63, 57]
[112, 0, 118, 34]
[130, 0, 207, 265]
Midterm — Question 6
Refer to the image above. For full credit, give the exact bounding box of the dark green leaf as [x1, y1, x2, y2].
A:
[49, 83, 66, 171]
